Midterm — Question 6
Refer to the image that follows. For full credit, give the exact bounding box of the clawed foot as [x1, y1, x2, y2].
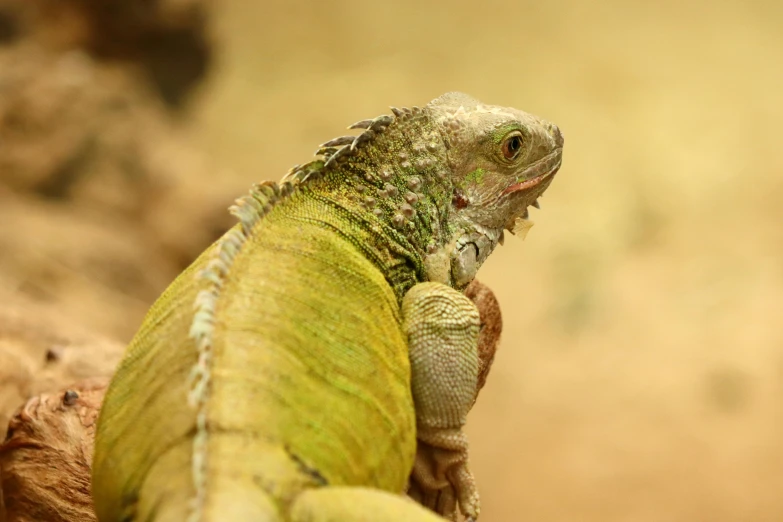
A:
[407, 435, 480, 521]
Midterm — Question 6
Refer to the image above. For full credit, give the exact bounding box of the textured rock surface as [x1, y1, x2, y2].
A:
[0, 381, 107, 522]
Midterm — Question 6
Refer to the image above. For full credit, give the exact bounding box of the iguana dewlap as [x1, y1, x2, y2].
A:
[92, 92, 563, 522]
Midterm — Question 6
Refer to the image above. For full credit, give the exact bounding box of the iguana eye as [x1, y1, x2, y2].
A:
[501, 134, 523, 160]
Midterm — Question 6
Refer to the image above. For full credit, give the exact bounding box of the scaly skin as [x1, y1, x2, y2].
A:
[92, 92, 563, 522]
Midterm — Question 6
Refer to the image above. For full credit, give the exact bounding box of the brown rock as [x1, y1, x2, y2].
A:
[0, 380, 106, 522]
[0, 298, 124, 432]
[0, 292, 120, 522]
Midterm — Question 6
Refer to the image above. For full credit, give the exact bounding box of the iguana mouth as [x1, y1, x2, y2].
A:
[501, 149, 562, 196]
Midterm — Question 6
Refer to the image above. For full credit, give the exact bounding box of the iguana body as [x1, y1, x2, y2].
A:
[92, 93, 563, 522]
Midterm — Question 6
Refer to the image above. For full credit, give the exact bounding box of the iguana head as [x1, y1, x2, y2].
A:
[286, 91, 562, 291]
[425, 92, 564, 288]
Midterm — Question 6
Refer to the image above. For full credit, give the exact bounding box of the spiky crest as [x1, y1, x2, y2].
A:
[281, 108, 418, 184]
[185, 179, 298, 522]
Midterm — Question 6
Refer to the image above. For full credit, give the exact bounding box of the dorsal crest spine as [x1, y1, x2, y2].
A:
[282, 109, 413, 184]
[185, 179, 294, 522]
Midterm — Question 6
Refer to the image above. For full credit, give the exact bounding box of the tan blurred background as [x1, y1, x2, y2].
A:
[2, 1, 783, 521]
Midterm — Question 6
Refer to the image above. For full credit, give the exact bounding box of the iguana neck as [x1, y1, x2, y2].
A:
[303, 110, 455, 300]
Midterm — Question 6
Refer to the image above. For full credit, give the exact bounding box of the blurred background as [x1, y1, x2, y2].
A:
[1, 0, 782, 520]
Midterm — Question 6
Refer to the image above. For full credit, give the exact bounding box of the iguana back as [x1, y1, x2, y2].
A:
[93, 188, 420, 520]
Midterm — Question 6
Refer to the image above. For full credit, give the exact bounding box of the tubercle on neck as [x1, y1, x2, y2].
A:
[314, 112, 456, 271]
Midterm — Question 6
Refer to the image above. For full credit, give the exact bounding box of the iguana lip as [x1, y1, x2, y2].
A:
[501, 150, 562, 196]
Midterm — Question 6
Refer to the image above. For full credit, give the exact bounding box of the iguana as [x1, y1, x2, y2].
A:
[91, 92, 563, 522]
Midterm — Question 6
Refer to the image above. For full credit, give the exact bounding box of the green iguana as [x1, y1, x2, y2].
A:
[91, 92, 563, 522]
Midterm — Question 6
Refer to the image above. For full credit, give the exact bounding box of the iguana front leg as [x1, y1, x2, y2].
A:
[403, 279, 501, 521]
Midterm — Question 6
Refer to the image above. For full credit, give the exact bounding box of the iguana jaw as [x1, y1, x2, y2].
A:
[499, 147, 562, 235]
[446, 148, 562, 288]
[501, 148, 562, 196]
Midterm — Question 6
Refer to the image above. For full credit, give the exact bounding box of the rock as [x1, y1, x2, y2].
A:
[0, 380, 107, 522]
